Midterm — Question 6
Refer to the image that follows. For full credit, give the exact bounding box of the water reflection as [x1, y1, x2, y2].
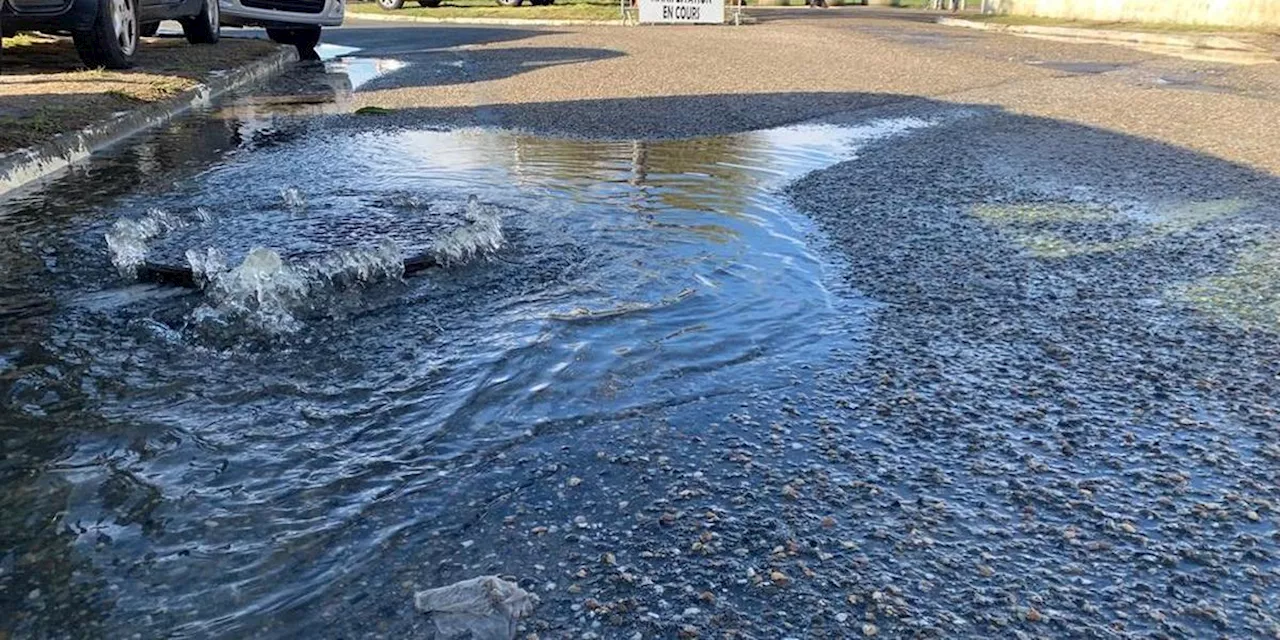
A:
[0, 72, 932, 636]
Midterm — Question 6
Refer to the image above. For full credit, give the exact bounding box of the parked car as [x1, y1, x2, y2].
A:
[220, 0, 343, 59]
[0, 0, 219, 68]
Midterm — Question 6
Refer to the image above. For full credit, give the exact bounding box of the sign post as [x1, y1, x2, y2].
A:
[636, 0, 726, 24]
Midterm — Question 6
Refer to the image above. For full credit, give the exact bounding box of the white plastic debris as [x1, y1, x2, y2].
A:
[413, 575, 539, 640]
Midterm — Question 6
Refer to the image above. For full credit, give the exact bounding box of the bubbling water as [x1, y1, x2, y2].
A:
[202, 247, 310, 330]
[104, 208, 189, 276]
[105, 195, 506, 332]
[430, 196, 504, 265]
[281, 186, 308, 211]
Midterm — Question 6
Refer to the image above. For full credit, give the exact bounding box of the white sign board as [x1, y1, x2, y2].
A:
[638, 0, 724, 24]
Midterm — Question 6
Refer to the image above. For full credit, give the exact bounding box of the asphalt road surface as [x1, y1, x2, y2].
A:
[2, 9, 1279, 639]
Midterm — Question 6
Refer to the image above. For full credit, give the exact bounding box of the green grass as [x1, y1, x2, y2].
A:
[0, 38, 282, 154]
[349, 0, 623, 21]
[959, 13, 1261, 33]
[0, 105, 104, 153]
[1, 32, 61, 48]
[354, 106, 397, 115]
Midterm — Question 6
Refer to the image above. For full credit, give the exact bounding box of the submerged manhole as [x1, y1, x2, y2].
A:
[107, 194, 507, 289]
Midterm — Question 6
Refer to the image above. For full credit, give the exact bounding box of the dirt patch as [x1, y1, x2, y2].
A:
[0, 34, 281, 153]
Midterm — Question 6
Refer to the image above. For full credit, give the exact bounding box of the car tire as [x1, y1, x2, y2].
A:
[73, 0, 140, 70]
[140, 21, 159, 37]
[497, 0, 523, 6]
[378, 0, 404, 9]
[417, 0, 441, 6]
[267, 26, 321, 61]
[181, 0, 220, 45]
[265, 27, 294, 45]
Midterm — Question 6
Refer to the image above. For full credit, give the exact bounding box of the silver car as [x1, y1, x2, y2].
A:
[219, 0, 342, 57]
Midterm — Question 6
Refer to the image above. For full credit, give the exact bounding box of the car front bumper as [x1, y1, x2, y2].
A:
[218, 0, 343, 28]
[1, 0, 100, 33]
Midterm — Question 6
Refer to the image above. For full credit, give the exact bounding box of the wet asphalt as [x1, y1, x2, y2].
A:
[6, 8, 1280, 639]
[325, 10, 1280, 170]
[298, 12, 1280, 639]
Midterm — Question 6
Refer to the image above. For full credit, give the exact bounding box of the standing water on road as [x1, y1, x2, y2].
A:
[5, 53, 1280, 637]
[0, 72, 934, 636]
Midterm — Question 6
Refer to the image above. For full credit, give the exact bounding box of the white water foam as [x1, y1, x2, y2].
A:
[281, 187, 307, 211]
[195, 247, 311, 332]
[108, 193, 504, 332]
[310, 239, 405, 284]
[185, 247, 229, 285]
[188, 240, 407, 332]
[104, 208, 188, 276]
[430, 196, 504, 265]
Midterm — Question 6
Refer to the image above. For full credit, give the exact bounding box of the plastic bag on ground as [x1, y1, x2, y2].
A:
[413, 575, 539, 640]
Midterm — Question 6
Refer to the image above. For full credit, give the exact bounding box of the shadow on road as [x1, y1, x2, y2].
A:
[339, 91, 906, 137]
[311, 25, 626, 92]
[4, 82, 1280, 639]
[324, 24, 564, 55]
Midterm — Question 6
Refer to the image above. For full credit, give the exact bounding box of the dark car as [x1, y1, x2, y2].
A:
[1, 0, 220, 69]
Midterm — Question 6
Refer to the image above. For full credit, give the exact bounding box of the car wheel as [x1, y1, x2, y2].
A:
[140, 21, 159, 37]
[497, 0, 523, 6]
[181, 0, 219, 45]
[378, 0, 404, 9]
[267, 26, 321, 61]
[417, 0, 441, 6]
[265, 27, 294, 45]
[73, 0, 140, 69]
[290, 25, 321, 51]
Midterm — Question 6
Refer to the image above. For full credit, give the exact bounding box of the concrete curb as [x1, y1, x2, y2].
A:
[349, 12, 626, 26]
[936, 17, 1265, 52]
[0, 46, 298, 198]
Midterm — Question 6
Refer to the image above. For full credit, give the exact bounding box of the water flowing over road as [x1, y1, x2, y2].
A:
[3, 19, 1280, 639]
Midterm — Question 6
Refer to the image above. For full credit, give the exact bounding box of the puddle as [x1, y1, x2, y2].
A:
[1017, 33, 1276, 65]
[1028, 60, 1131, 75]
[1151, 74, 1246, 95]
[0, 79, 941, 636]
[850, 25, 980, 48]
[214, 44, 405, 118]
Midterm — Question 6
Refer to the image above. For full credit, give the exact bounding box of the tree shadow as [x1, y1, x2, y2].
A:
[335, 90, 906, 137]
[351, 44, 627, 92]
[3, 88, 1280, 639]
[320, 24, 563, 55]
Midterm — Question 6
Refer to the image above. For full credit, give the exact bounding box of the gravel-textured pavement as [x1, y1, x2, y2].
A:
[5, 9, 1280, 640]
[297, 12, 1280, 639]
[327, 9, 1280, 171]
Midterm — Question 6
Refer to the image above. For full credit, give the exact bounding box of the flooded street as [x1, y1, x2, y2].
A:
[2, 51, 890, 637]
[4, 20, 1280, 640]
